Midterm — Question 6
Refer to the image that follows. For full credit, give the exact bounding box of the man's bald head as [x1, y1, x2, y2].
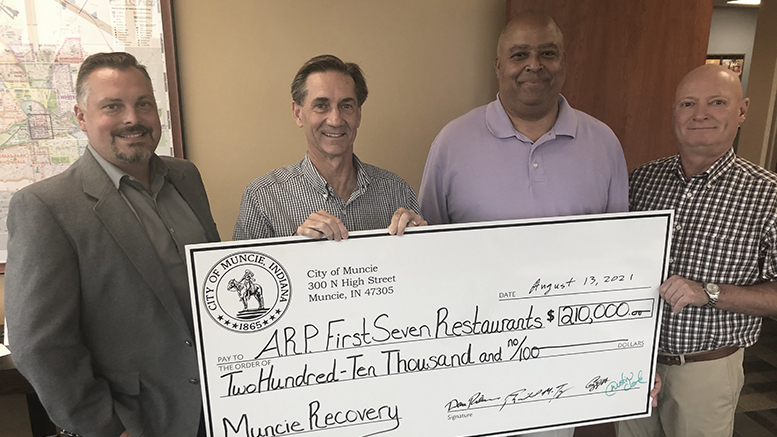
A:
[498, 11, 564, 56]
[675, 64, 744, 102]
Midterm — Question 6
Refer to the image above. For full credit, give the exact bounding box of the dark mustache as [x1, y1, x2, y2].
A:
[110, 125, 152, 138]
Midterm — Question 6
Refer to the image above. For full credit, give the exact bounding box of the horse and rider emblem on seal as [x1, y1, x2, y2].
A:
[203, 251, 291, 333]
[227, 270, 265, 317]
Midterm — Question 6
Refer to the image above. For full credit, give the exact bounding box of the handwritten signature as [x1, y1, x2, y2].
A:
[605, 371, 647, 396]
[585, 375, 610, 392]
[445, 392, 501, 412]
[500, 383, 571, 411]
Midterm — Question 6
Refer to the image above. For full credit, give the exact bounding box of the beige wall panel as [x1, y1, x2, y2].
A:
[739, 0, 777, 169]
[1, 275, 5, 323]
[174, 0, 504, 239]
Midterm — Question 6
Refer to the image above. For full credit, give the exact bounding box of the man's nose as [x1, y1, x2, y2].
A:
[123, 107, 139, 125]
[692, 105, 708, 121]
[327, 107, 343, 125]
[525, 53, 543, 71]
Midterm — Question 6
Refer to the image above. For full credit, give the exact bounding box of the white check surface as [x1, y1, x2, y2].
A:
[187, 211, 671, 437]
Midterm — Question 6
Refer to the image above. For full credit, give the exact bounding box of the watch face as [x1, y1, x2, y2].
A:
[706, 283, 721, 296]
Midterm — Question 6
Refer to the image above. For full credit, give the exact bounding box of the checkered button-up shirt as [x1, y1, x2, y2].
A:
[234, 154, 420, 240]
[630, 149, 777, 354]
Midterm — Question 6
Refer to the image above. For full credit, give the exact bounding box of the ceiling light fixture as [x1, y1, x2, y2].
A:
[726, 0, 760, 5]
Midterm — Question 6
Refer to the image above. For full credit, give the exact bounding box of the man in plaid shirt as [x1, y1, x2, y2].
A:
[617, 65, 777, 437]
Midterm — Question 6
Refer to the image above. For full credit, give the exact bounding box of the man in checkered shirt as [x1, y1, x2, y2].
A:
[234, 54, 425, 241]
[617, 65, 777, 437]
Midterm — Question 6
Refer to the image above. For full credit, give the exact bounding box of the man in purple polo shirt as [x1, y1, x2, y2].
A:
[419, 11, 628, 226]
[418, 10, 629, 437]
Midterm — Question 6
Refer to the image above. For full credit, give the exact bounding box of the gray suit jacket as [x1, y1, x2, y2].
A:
[5, 149, 220, 437]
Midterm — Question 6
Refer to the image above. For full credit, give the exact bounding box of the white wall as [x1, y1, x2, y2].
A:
[708, 6, 759, 93]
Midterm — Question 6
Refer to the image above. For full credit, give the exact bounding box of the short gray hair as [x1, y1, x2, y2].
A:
[290, 54, 368, 107]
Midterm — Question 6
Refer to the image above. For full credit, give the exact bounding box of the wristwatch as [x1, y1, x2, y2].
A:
[702, 282, 721, 307]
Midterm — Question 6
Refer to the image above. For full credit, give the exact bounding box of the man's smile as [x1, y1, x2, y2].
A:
[111, 125, 152, 140]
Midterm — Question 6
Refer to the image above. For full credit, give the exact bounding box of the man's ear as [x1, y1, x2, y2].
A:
[739, 97, 750, 121]
[292, 101, 304, 128]
[74, 104, 87, 132]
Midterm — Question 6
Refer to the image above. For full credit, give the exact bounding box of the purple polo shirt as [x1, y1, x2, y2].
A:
[419, 95, 628, 225]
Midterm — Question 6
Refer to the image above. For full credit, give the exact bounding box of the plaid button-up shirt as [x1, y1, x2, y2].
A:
[630, 148, 777, 354]
[234, 154, 420, 240]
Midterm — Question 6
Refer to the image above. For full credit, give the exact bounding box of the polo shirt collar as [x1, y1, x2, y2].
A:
[486, 94, 578, 141]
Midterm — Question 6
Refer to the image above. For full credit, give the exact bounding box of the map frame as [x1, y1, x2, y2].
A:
[0, 0, 183, 273]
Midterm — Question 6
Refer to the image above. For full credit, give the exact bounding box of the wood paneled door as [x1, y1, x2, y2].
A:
[507, 0, 714, 170]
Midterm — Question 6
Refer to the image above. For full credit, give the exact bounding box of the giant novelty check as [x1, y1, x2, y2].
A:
[186, 211, 671, 437]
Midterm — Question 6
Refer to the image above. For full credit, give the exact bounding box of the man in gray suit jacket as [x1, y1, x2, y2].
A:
[5, 52, 219, 437]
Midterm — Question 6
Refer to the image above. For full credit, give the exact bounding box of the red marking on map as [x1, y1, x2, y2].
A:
[54, 38, 84, 64]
